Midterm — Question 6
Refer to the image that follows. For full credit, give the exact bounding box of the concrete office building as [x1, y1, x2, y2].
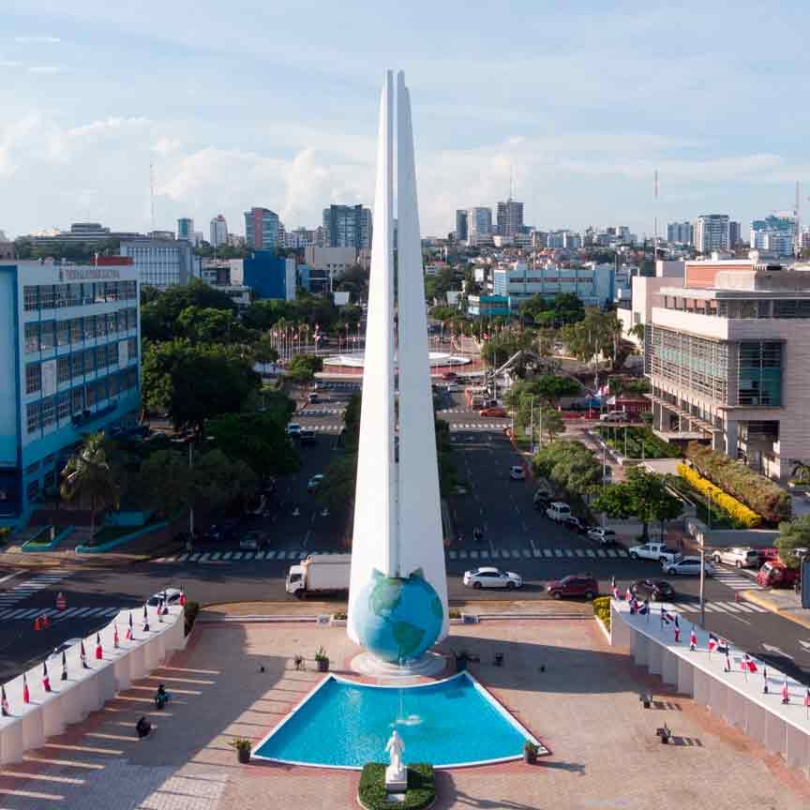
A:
[244, 208, 280, 251]
[496, 199, 523, 239]
[177, 218, 194, 241]
[24, 223, 141, 251]
[455, 209, 468, 242]
[467, 207, 492, 246]
[209, 215, 228, 248]
[729, 221, 742, 249]
[243, 251, 296, 301]
[667, 221, 693, 245]
[645, 261, 810, 480]
[322, 205, 372, 250]
[694, 214, 730, 254]
[493, 261, 615, 308]
[0, 258, 140, 527]
[120, 236, 196, 289]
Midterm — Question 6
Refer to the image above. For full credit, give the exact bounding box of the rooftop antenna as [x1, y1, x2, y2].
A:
[509, 164, 513, 201]
[149, 162, 156, 233]
[653, 169, 659, 267]
[795, 180, 801, 259]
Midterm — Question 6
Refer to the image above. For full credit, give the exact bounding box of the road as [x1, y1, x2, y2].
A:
[1, 386, 809, 687]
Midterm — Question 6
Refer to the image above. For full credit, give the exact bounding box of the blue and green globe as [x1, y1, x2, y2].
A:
[354, 569, 444, 662]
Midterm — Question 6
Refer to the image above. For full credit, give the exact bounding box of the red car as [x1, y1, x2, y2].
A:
[480, 406, 507, 417]
[441, 372, 457, 380]
[546, 574, 599, 600]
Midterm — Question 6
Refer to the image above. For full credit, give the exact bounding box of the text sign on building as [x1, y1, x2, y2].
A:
[119, 339, 128, 369]
[57, 267, 121, 282]
[41, 359, 57, 398]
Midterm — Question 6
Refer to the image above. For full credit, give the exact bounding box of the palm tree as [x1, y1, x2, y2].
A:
[60, 432, 120, 537]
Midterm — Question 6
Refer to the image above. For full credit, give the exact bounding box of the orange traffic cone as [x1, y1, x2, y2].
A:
[33, 616, 41, 631]
[42, 614, 50, 629]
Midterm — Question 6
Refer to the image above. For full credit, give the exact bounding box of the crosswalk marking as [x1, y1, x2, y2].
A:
[586, 550, 596, 557]
[679, 601, 768, 614]
[221, 552, 232, 560]
[712, 568, 762, 591]
[233, 552, 244, 560]
[3, 605, 121, 621]
[190, 553, 201, 562]
[448, 422, 507, 431]
[575, 549, 585, 557]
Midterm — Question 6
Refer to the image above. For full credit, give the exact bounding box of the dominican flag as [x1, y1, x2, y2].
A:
[625, 586, 633, 602]
[782, 677, 790, 703]
[80, 639, 88, 667]
[114, 625, 119, 648]
[690, 629, 698, 650]
[179, 588, 186, 607]
[741, 654, 758, 674]
[661, 608, 675, 625]
[126, 612, 133, 640]
[42, 662, 51, 693]
[708, 633, 728, 654]
[673, 614, 681, 642]
[95, 632, 103, 660]
[23, 673, 29, 704]
[638, 600, 649, 616]
[612, 585, 621, 601]
[61, 651, 68, 681]
[1, 685, 9, 716]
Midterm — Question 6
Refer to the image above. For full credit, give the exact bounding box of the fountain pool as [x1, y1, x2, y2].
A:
[252, 672, 545, 769]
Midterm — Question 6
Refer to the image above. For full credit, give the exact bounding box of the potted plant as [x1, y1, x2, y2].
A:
[229, 738, 252, 764]
[523, 741, 539, 764]
[315, 646, 330, 672]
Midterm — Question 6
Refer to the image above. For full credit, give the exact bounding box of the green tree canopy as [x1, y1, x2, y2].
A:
[560, 308, 626, 370]
[176, 306, 256, 345]
[285, 354, 324, 382]
[141, 279, 236, 342]
[142, 340, 261, 434]
[532, 440, 602, 500]
[776, 516, 810, 570]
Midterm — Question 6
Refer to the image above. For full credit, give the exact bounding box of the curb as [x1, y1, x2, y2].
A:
[741, 590, 810, 631]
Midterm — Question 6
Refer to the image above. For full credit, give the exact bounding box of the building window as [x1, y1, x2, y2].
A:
[25, 461, 39, 476]
[57, 391, 71, 422]
[84, 349, 95, 374]
[107, 312, 118, 334]
[43, 471, 55, 490]
[127, 337, 137, 360]
[57, 320, 71, 346]
[107, 342, 118, 366]
[68, 284, 82, 307]
[108, 374, 119, 397]
[41, 397, 56, 428]
[40, 285, 55, 310]
[96, 314, 107, 337]
[737, 341, 782, 406]
[26, 402, 41, 433]
[71, 318, 83, 343]
[95, 345, 107, 371]
[55, 285, 70, 309]
[71, 352, 84, 377]
[26, 480, 40, 501]
[72, 386, 85, 415]
[43, 453, 56, 466]
[24, 323, 40, 353]
[57, 356, 71, 384]
[40, 321, 56, 351]
[24, 286, 39, 311]
[25, 363, 41, 394]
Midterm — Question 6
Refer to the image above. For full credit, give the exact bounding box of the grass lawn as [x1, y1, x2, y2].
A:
[596, 426, 681, 459]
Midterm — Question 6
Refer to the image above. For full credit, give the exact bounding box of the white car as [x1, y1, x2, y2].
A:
[147, 587, 182, 607]
[628, 542, 681, 564]
[599, 411, 627, 422]
[545, 502, 571, 522]
[509, 465, 526, 481]
[711, 547, 761, 569]
[662, 556, 715, 577]
[463, 567, 523, 590]
[587, 527, 617, 546]
[287, 423, 302, 436]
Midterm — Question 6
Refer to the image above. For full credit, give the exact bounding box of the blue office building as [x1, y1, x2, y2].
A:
[0, 259, 141, 527]
[243, 251, 297, 301]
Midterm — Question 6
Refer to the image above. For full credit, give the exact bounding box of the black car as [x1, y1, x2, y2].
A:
[564, 515, 591, 535]
[631, 578, 675, 601]
[299, 430, 317, 445]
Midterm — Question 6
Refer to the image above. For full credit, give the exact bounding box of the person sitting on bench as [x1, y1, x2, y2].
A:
[154, 684, 171, 710]
[136, 716, 152, 739]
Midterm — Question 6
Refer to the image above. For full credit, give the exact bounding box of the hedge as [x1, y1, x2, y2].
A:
[593, 596, 611, 630]
[358, 763, 435, 810]
[678, 464, 762, 528]
[184, 601, 200, 637]
[686, 443, 790, 524]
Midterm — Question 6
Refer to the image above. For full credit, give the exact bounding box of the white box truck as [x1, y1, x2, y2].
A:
[286, 553, 352, 597]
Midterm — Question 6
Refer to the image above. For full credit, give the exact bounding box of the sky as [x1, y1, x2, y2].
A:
[1, 0, 809, 241]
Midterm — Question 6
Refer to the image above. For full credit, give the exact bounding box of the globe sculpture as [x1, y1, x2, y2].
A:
[354, 569, 444, 663]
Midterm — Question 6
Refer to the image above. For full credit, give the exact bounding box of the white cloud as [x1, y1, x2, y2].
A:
[0, 59, 23, 68]
[151, 135, 181, 156]
[14, 35, 61, 44]
[27, 65, 63, 74]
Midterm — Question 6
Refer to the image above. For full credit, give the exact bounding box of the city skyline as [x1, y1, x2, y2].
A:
[2, 2, 810, 239]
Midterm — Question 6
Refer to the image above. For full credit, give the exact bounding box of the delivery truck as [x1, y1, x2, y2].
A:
[286, 553, 351, 597]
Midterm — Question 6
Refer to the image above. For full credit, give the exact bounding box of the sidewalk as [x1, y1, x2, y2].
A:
[741, 587, 810, 631]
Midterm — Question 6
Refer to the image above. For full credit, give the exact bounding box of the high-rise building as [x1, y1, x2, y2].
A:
[694, 214, 730, 253]
[0, 258, 141, 527]
[210, 215, 228, 248]
[729, 221, 741, 249]
[496, 199, 524, 238]
[120, 237, 196, 288]
[244, 208, 280, 251]
[243, 251, 297, 301]
[455, 210, 468, 242]
[177, 218, 194, 241]
[667, 221, 693, 244]
[750, 214, 797, 256]
[322, 205, 373, 249]
[467, 207, 492, 246]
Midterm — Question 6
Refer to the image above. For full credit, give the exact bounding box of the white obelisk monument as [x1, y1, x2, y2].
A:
[347, 71, 448, 675]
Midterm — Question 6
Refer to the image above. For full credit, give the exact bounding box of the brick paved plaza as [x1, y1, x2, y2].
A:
[1, 616, 808, 809]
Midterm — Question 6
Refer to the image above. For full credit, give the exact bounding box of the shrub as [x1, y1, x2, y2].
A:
[448, 608, 461, 619]
[593, 596, 611, 630]
[678, 465, 762, 528]
[358, 763, 435, 810]
[184, 600, 200, 636]
[686, 443, 790, 524]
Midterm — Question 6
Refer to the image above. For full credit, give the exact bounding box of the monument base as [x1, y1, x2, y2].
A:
[351, 651, 447, 680]
[385, 765, 408, 793]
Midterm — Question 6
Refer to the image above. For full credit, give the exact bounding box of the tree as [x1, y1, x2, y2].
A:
[60, 433, 121, 536]
[137, 449, 194, 517]
[776, 516, 810, 570]
[480, 329, 535, 369]
[142, 340, 261, 434]
[592, 467, 683, 539]
[208, 412, 299, 480]
[551, 293, 585, 326]
[532, 440, 602, 501]
[285, 354, 323, 382]
[176, 306, 255, 345]
[560, 308, 626, 370]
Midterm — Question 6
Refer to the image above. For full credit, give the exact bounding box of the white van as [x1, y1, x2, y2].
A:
[545, 502, 572, 522]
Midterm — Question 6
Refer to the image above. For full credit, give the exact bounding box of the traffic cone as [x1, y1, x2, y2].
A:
[61, 651, 68, 681]
[33, 616, 41, 632]
[42, 614, 50, 629]
[126, 612, 133, 641]
[179, 588, 186, 607]
[113, 625, 119, 648]
[56, 592, 66, 611]
[95, 632, 102, 660]
[42, 662, 51, 693]
[23, 674, 29, 704]
[1, 685, 9, 716]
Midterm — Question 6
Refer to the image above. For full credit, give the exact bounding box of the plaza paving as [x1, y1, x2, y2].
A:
[1, 616, 808, 809]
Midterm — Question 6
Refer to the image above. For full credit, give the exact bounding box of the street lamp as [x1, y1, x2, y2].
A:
[700, 488, 711, 627]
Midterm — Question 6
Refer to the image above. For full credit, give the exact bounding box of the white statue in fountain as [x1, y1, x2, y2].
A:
[385, 729, 407, 792]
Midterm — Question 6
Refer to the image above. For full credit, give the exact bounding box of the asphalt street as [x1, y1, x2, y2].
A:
[1, 386, 809, 686]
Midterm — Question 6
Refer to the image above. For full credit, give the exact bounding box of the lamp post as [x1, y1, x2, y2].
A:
[700, 488, 711, 627]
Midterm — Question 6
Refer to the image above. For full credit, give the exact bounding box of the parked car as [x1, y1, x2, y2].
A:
[308, 392, 319, 404]
[599, 411, 628, 423]
[628, 542, 681, 564]
[441, 372, 458, 381]
[299, 429, 317, 445]
[757, 561, 800, 589]
[564, 515, 590, 534]
[711, 547, 761, 569]
[630, 578, 675, 601]
[463, 567, 523, 590]
[546, 574, 599, 600]
[545, 502, 572, 523]
[445, 383, 460, 393]
[239, 531, 265, 551]
[509, 465, 526, 481]
[480, 406, 507, 417]
[533, 490, 552, 509]
[147, 587, 183, 607]
[662, 556, 714, 577]
[287, 422, 302, 436]
[307, 474, 325, 493]
[587, 527, 617, 546]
